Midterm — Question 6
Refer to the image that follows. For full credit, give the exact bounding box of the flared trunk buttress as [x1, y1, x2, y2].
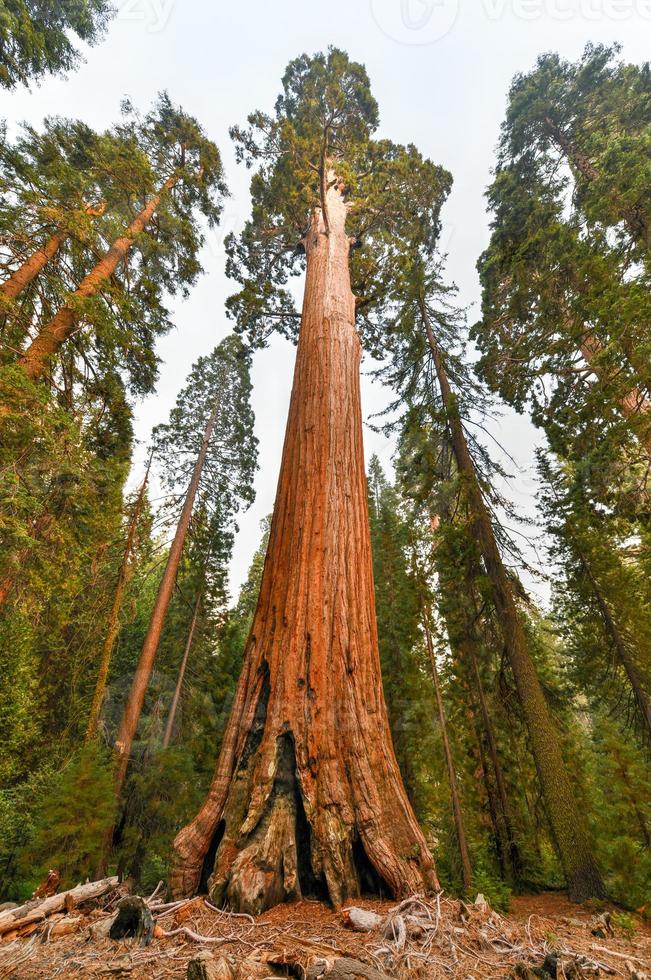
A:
[171, 181, 439, 913]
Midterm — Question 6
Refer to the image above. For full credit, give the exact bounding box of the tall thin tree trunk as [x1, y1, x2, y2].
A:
[162, 591, 201, 749]
[419, 298, 604, 901]
[474, 715, 509, 879]
[171, 178, 439, 911]
[86, 452, 152, 741]
[575, 548, 651, 739]
[18, 179, 176, 381]
[422, 611, 473, 892]
[0, 202, 106, 301]
[469, 649, 521, 883]
[113, 399, 217, 797]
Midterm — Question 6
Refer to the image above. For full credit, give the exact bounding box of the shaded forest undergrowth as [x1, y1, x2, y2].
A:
[0, 881, 649, 979]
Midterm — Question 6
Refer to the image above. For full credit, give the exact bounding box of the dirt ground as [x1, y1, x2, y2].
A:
[0, 890, 649, 979]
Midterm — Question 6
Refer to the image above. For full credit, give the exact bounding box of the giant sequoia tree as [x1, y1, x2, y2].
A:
[172, 49, 449, 911]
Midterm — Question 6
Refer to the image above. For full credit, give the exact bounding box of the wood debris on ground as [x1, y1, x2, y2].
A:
[0, 880, 648, 979]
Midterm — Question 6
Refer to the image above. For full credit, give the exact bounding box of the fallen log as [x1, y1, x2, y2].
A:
[0, 877, 119, 937]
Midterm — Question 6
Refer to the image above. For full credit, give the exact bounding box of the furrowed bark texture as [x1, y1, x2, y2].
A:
[420, 299, 605, 902]
[18, 179, 176, 381]
[171, 182, 439, 913]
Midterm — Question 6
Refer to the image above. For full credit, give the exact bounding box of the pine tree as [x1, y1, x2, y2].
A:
[367, 456, 439, 821]
[475, 46, 651, 474]
[539, 452, 651, 740]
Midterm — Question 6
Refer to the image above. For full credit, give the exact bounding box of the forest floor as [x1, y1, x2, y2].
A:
[0, 888, 649, 979]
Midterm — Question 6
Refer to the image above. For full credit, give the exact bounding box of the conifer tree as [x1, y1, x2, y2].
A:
[538, 453, 651, 740]
[113, 336, 257, 799]
[375, 245, 604, 898]
[173, 48, 449, 910]
[12, 95, 226, 390]
[475, 46, 651, 471]
[0, 0, 113, 89]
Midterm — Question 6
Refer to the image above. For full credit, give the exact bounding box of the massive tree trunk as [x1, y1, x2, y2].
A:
[0, 202, 106, 302]
[421, 610, 473, 892]
[419, 298, 605, 901]
[113, 401, 217, 798]
[171, 180, 439, 913]
[86, 453, 152, 741]
[17, 179, 176, 381]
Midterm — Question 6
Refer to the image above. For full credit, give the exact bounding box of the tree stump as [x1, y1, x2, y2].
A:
[109, 896, 154, 946]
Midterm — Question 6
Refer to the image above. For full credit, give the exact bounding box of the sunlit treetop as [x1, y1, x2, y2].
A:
[225, 47, 452, 348]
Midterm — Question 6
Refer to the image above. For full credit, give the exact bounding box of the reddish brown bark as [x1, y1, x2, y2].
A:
[86, 453, 152, 742]
[0, 202, 106, 302]
[171, 180, 439, 912]
[18, 180, 176, 381]
[162, 591, 201, 749]
[421, 612, 473, 892]
[420, 298, 604, 901]
[1, 232, 65, 301]
[113, 400, 217, 798]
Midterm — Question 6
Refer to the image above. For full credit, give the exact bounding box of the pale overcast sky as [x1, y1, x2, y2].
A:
[2, 0, 649, 600]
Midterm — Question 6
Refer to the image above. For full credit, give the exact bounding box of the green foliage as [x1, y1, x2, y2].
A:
[475, 44, 651, 514]
[225, 46, 450, 347]
[368, 456, 439, 820]
[1, 93, 227, 396]
[0, 762, 57, 900]
[0, 0, 113, 89]
[16, 745, 116, 891]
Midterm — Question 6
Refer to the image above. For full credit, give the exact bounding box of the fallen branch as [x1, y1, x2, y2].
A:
[0, 877, 119, 937]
